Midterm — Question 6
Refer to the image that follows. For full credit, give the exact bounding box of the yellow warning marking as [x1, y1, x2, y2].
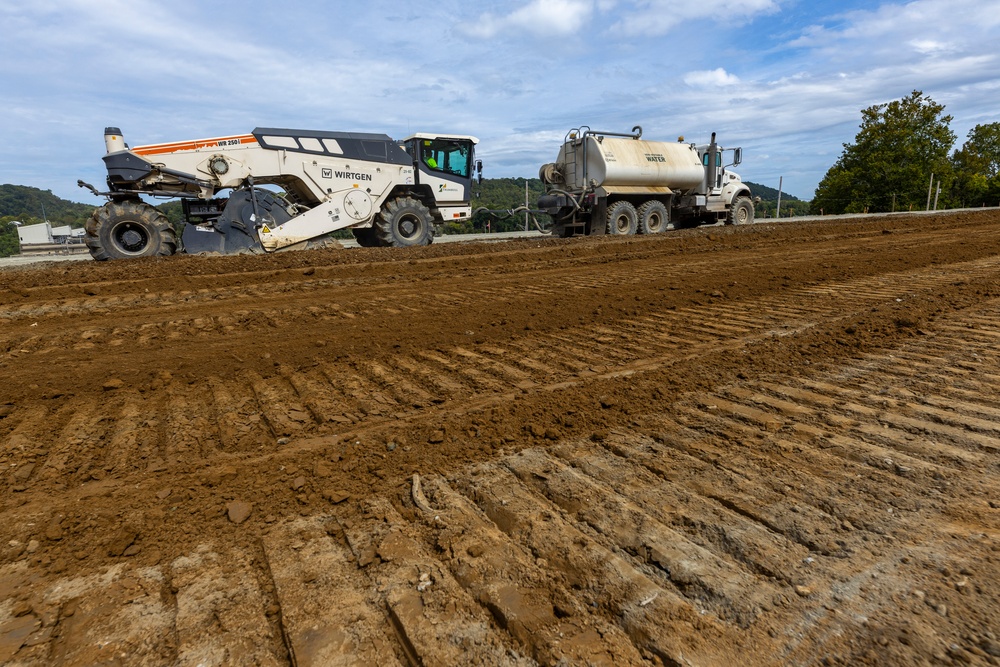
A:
[261, 225, 271, 234]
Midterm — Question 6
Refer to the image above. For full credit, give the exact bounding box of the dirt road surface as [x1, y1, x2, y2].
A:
[2, 211, 999, 666]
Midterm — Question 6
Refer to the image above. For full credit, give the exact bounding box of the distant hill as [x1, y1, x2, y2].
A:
[743, 181, 805, 202]
[743, 181, 811, 217]
[0, 184, 96, 228]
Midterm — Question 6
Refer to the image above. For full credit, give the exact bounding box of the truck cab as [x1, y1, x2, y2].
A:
[694, 137, 743, 194]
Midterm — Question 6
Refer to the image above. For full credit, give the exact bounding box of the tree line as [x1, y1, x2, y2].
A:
[813, 90, 1000, 214]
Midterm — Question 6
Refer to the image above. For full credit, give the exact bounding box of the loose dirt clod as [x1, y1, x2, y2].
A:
[227, 501, 253, 524]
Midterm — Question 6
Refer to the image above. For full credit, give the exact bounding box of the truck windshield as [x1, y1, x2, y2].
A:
[421, 140, 472, 177]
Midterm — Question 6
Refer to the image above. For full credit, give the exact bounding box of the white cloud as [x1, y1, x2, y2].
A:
[464, 0, 595, 38]
[609, 0, 778, 36]
[684, 68, 741, 87]
[909, 39, 952, 55]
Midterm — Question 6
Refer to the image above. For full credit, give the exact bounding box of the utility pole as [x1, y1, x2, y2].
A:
[525, 181, 529, 232]
[776, 176, 783, 219]
[933, 182, 941, 211]
[926, 173, 934, 211]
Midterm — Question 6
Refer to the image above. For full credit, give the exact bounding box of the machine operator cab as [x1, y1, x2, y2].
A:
[401, 133, 481, 206]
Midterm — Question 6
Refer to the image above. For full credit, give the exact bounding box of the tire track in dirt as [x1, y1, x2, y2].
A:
[4, 254, 1000, 499]
[1, 224, 994, 357]
[8, 292, 997, 666]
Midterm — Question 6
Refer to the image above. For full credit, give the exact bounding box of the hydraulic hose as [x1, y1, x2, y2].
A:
[472, 206, 553, 234]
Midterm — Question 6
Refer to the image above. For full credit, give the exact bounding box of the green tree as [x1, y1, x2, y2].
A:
[156, 200, 186, 235]
[951, 122, 1000, 207]
[813, 91, 956, 214]
[0, 217, 24, 257]
[470, 177, 551, 233]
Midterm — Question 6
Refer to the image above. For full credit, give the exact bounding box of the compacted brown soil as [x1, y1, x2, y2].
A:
[1, 211, 999, 666]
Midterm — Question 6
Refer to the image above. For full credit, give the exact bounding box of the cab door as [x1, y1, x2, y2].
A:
[409, 138, 475, 204]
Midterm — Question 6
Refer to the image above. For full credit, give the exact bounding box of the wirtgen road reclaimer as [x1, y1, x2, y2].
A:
[78, 127, 481, 260]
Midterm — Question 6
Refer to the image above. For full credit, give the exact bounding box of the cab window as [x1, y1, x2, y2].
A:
[421, 140, 472, 177]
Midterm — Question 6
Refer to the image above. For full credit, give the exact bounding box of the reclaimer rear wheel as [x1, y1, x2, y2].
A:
[85, 201, 177, 261]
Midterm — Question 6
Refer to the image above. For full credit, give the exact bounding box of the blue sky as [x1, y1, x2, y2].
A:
[2, 0, 999, 203]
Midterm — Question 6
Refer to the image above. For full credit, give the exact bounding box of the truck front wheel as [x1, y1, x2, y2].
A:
[375, 197, 434, 247]
[606, 201, 638, 235]
[727, 196, 754, 225]
[85, 201, 177, 261]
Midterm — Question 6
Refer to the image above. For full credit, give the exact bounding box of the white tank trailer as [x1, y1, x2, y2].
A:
[537, 126, 754, 236]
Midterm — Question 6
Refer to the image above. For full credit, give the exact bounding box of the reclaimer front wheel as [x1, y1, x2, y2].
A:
[375, 196, 434, 247]
[85, 201, 177, 260]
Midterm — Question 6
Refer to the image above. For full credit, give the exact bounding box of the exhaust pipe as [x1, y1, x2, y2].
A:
[104, 127, 125, 154]
[706, 131, 718, 190]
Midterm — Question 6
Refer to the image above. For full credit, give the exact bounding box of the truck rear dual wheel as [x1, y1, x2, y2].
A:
[606, 201, 638, 235]
[85, 201, 177, 261]
[637, 200, 669, 234]
[375, 196, 434, 247]
[727, 195, 754, 225]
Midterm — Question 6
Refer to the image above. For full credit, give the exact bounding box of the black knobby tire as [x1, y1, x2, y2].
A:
[637, 200, 669, 234]
[606, 201, 638, 235]
[85, 200, 177, 261]
[375, 196, 434, 247]
[727, 195, 754, 225]
[352, 227, 379, 247]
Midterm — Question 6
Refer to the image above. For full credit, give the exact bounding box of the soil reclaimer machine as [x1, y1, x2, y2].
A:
[79, 127, 480, 260]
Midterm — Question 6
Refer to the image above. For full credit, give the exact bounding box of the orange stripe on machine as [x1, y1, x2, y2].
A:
[133, 135, 258, 156]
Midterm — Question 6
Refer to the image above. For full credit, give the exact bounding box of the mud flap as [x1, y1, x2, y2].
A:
[588, 199, 607, 236]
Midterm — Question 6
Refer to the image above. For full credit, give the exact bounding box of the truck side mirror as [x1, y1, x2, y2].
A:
[476, 159, 483, 184]
[733, 148, 742, 166]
